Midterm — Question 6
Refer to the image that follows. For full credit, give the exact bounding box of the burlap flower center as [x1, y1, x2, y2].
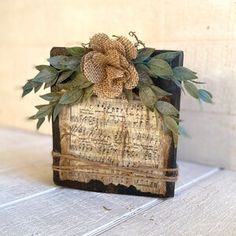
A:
[81, 33, 139, 98]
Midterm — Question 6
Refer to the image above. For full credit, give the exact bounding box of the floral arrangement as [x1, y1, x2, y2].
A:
[22, 32, 212, 147]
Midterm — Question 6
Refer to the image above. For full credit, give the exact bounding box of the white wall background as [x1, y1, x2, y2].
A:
[0, 0, 235, 169]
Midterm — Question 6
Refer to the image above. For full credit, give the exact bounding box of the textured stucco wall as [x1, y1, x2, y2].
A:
[0, 0, 235, 169]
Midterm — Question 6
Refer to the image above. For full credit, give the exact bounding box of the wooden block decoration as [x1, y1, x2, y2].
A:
[52, 47, 183, 198]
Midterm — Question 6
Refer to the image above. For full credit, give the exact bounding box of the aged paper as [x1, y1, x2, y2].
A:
[58, 97, 172, 194]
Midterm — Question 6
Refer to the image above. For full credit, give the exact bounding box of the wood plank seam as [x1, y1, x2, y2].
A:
[83, 167, 221, 236]
[0, 187, 59, 209]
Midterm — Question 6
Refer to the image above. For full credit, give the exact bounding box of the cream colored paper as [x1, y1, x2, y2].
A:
[58, 97, 172, 195]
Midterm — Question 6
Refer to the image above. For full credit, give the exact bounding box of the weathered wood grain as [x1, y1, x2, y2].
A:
[0, 128, 215, 206]
[0, 128, 221, 235]
[103, 170, 236, 236]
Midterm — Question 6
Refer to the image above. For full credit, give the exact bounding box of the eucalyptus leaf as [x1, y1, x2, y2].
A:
[47, 110, 52, 122]
[37, 118, 45, 130]
[40, 92, 61, 102]
[35, 105, 46, 110]
[57, 70, 74, 84]
[163, 116, 178, 134]
[150, 85, 172, 97]
[136, 48, 155, 62]
[35, 104, 53, 119]
[153, 52, 180, 62]
[124, 89, 133, 102]
[83, 85, 94, 102]
[59, 87, 83, 105]
[172, 132, 179, 148]
[192, 81, 206, 84]
[34, 83, 43, 93]
[147, 58, 173, 79]
[139, 85, 157, 110]
[28, 115, 36, 120]
[136, 65, 153, 86]
[48, 56, 80, 71]
[44, 77, 58, 88]
[135, 63, 150, 74]
[33, 67, 58, 84]
[156, 101, 179, 116]
[173, 67, 197, 81]
[53, 104, 63, 121]
[74, 73, 93, 88]
[197, 89, 213, 103]
[184, 81, 199, 99]
[179, 125, 190, 137]
[56, 72, 92, 90]
[66, 47, 86, 58]
[170, 76, 184, 91]
[35, 65, 51, 71]
[22, 80, 33, 97]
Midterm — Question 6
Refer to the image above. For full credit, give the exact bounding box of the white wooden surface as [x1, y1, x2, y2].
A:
[1, 127, 233, 236]
[103, 170, 236, 236]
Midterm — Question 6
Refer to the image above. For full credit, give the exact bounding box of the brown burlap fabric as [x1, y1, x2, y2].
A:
[81, 33, 139, 98]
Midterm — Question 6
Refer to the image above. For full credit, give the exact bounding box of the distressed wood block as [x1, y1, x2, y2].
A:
[52, 47, 183, 198]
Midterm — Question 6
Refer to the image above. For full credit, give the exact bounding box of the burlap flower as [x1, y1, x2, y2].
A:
[81, 33, 139, 98]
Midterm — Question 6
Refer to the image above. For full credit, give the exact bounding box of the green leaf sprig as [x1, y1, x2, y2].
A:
[22, 47, 93, 129]
[133, 47, 213, 147]
[22, 32, 213, 149]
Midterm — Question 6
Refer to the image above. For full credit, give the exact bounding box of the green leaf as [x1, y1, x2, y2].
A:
[139, 85, 157, 110]
[33, 67, 58, 84]
[170, 76, 183, 90]
[47, 56, 80, 71]
[66, 47, 86, 58]
[74, 73, 93, 88]
[35, 65, 51, 71]
[184, 81, 199, 99]
[22, 80, 33, 97]
[44, 78, 58, 89]
[59, 87, 83, 105]
[192, 81, 205, 84]
[147, 58, 173, 79]
[47, 109, 53, 122]
[83, 85, 94, 102]
[173, 67, 197, 81]
[57, 70, 74, 84]
[37, 118, 45, 130]
[136, 48, 155, 62]
[35, 105, 46, 110]
[172, 132, 179, 148]
[197, 89, 213, 103]
[150, 85, 172, 97]
[35, 104, 53, 119]
[40, 92, 61, 102]
[53, 104, 63, 122]
[136, 65, 153, 86]
[163, 116, 178, 135]
[179, 125, 190, 137]
[124, 89, 133, 102]
[34, 83, 43, 93]
[156, 101, 179, 116]
[153, 52, 180, 62]
[28, 115, 36, 120]
[135, 63, 150, 74]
